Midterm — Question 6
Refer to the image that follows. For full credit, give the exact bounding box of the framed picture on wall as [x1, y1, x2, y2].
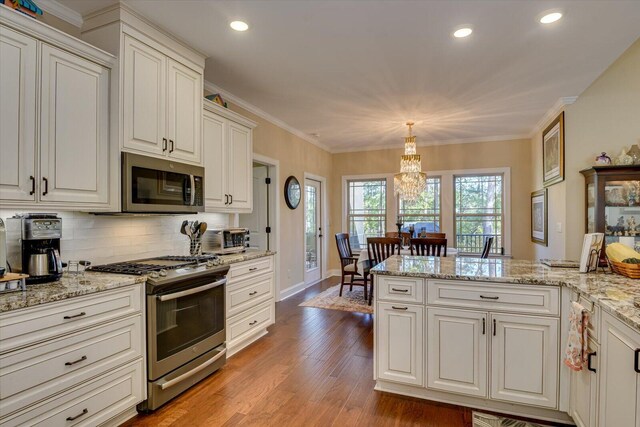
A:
[531, 189, 548, 246]
[542, 112, 565, 187]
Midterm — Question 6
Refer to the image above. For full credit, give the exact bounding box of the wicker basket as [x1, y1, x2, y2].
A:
[610, 260, 640, 279]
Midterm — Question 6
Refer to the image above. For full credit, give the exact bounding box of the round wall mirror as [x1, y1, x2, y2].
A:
[284, 176, 301, 209]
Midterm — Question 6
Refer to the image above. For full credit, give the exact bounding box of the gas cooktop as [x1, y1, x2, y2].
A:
[89, 255, 219, 275]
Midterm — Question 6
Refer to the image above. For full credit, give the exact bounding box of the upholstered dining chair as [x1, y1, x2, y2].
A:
[335, 233, 369, 299]
[366, 237, 402, 305]
[409, 237, 448, 257]
[385, 231, 412, 246]
[480, 236, 494, 259]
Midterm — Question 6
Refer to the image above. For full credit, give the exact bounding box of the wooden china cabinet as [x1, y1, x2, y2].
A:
[581, 165, 640, 259]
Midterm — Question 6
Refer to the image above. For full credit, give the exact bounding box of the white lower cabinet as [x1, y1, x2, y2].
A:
[598, 311, 640, 427]
[490, 313, 559, 408]
[570, 339, 599, 427]
[427, 308, 487, 397]
[376, 302, 423, 386]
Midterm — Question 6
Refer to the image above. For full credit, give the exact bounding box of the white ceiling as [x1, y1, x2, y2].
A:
[58, 0, 640, 152]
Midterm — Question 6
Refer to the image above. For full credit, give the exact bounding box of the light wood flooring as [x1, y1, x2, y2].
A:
[122, 276, 475, 426]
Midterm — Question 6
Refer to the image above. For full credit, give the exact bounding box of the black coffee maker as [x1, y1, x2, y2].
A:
[19, 214, 63, 284]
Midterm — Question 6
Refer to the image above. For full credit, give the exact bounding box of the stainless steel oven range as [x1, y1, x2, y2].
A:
[90, 256, 228, 411]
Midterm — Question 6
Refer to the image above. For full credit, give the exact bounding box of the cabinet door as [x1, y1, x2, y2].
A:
[167, 59, 202, 164]
[376, 302, 423, 386]
[599, 312, 640, 427]
[427, 308, 487, 397]
[39, 45, 110, 204]
[227, 122, 252, 211]
[570, 339, 599, 427]
[123, 35, 166, 156]
[490, 313, 558, 408]
[203, 111, 227, 210]
[0, 26, 37, 202]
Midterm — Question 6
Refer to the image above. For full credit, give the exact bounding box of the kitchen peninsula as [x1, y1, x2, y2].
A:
[371, 255, 640, 426]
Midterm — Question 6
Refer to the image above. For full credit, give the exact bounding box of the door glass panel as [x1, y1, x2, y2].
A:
[132, 166, 190, 205]
[305, 184, 318, 270]
[156, 284, 224, 361]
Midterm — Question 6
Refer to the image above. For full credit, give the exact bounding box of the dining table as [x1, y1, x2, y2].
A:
[357, 246, 458, 271]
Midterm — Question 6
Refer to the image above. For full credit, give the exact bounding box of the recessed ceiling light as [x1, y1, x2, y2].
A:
[453, 28, 473, 38]
[230, 21, 249, 32]
[540, 12, 562, 24]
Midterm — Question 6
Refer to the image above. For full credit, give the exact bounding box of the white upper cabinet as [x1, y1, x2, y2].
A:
[167, 59, 202, 164]
[39, 45, 109, 204]
[490, 313, 559, 408]
[121, 34, 202, 165]
[122, 35, 166, 155]
[203, 100, 256, 213]
[599, 312, 640, 427]
[0, 26, 36, 202]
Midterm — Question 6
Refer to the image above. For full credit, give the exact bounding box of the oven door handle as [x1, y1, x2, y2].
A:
[158, 278, 226, 302]
[159, 347, 226, 390]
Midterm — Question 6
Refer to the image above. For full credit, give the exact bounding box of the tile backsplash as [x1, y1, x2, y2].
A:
[1, 210, 229, 270]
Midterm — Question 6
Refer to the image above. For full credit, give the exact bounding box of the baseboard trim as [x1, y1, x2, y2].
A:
[326, 269, 341, 277]
[279, 281, 308, 301]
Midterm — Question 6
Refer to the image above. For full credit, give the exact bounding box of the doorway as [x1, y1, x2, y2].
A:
[239, 163, 270, 251]
[304, 177, 323, 285]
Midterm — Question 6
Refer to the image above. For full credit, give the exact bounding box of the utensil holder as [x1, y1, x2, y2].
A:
[190, 237, 202, 256]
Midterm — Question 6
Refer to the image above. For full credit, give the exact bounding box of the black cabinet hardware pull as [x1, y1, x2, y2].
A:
[42, 177, 48, 196]
[65, 355, 87, 366]
[635, 349, 640, 373]
[249, 267, 258, 271]
[482, 318, 486, 335]
[588, 352, 597, 373]
[480, 295, 499, 300]
[63, 312, 86, 320]
[249, 291, 258, 296]
[392, 306, 408, 311]
[391, 288, 409, 292]
[66, 409, 88, 421]
[29, 175, 35, 195]
[169, 139, 174, 153]
[224, 194, 228, 205]
[249, 320, 258, 326]
[162, 138, 167, 152]
[230, 194, 233, 204]
[493, 319, 497, 336]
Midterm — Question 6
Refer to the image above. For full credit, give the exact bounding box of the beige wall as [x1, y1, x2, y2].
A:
[329, 138, 533, 270]
[36, 12, 82, 38]
[530, 37, 640, 259]
[224, 103, 334, 292]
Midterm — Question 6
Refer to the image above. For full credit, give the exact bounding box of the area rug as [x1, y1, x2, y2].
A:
[299, 284, 373, 314]
[472, 412, 551, 427]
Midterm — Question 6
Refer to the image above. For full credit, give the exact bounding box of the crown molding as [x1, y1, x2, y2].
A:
[35, 0, 83, 28]
[529, 96, 578, 137]
[331, 133, 531, 154]
[204, 80, 331, 153]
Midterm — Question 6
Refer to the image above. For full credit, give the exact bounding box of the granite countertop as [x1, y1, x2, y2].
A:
[0, 272, 145, 314]
[216, 250, 276, 265]
[371, 255, 640, 332]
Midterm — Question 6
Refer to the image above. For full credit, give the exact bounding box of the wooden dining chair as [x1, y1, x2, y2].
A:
[366, 237, 402, 306]
[424, 232, 446, 239]
[480, 236, 494, 259]
[409, 238, 448, 257]
[335, 233, 369, 299]
[385, 231, 412, 246]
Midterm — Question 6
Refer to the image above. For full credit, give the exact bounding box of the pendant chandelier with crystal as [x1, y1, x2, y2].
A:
[394, 122, 427, 201]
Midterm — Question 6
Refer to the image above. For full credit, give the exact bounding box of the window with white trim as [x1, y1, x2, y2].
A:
[454, 174, 504, 254]
[398, 177, 441, 234]
[346, 179, 386, 250]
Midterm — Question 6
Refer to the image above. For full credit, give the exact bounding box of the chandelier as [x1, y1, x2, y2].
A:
[394, 122, 427, 201]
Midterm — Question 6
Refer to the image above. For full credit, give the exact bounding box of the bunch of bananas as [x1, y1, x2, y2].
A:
[606, 242, 640, 263]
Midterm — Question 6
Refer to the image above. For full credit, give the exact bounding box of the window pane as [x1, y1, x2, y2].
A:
[305, 184, 318, 270]
[455, 174, 503, 254]
[347, 179, 386, 249]
[399, 177, 441, 234]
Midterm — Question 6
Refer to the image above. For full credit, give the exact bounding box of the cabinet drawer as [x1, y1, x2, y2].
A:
[427, 280, 560, 316]
[0, 359, 144, 427]
[227, 272, 274, 317]
[228, 256, 273, 282]
[0, 315, 143, 416]
[227, 299, 274, 344]
[377, 276, 424, 303]
[0, 284, 143, 354]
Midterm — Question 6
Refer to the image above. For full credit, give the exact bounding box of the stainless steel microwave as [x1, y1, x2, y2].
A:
[122, 153, 204, 213]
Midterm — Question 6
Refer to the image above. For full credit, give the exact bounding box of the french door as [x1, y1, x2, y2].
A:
[304, 178, 322, 284]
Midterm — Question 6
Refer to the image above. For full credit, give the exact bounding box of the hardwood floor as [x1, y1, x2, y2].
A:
[122, 277, 473, 426]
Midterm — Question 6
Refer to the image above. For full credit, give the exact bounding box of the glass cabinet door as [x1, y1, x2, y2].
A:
[605, 178, 640, 251]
